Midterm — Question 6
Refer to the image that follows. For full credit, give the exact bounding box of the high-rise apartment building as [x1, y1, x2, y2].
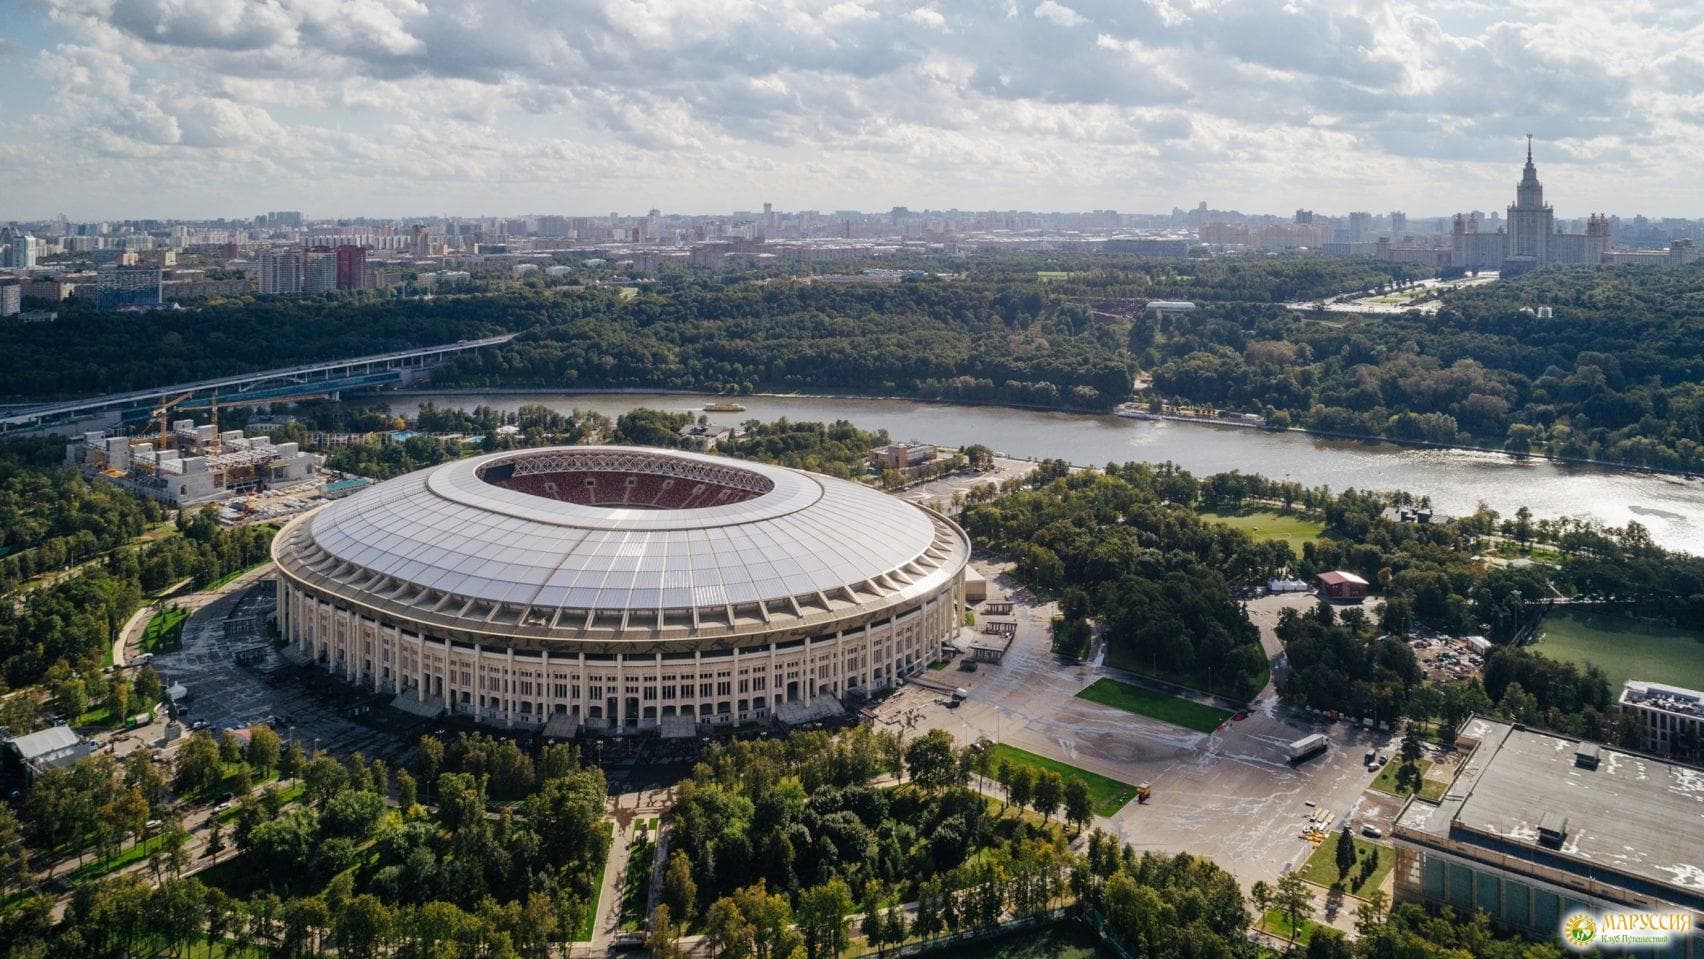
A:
[257, 249, 304, 294]
[334, 245, 368, 290]
[2, 234, 40, 269]
[304, 247, 337, 293]
[95, 265, 164, 309]
[0, 283, 20, 317]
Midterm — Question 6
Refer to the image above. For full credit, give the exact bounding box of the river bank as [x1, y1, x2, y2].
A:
[385, 386, 1702, 481]
[385, 389, 1704, 553]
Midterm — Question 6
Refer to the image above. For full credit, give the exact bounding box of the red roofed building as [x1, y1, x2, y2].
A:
[1316, 570, 1369, 600]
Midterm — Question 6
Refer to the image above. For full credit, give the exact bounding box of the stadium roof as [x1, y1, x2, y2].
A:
[280, 447, 965, 628]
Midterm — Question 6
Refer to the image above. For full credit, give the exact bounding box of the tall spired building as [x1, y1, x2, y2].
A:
[1451, 137, 1609, 274]
[1505, 135, 1554, 267]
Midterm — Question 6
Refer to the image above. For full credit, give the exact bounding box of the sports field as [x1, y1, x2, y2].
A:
[985, 742, 1138, 816]
[1075, 678, 1231, 733]
[1533, 609, 1704, 691]
[1197, 509, 1324, 553]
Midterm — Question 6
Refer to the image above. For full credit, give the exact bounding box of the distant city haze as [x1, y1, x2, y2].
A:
[1, 0, 1700, 218]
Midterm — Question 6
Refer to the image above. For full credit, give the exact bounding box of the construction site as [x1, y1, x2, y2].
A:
[66, 389, 320, 507]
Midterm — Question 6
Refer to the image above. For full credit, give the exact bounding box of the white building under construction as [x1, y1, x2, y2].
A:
[67, 419, 319, 507]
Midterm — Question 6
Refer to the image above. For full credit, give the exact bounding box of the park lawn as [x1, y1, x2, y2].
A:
[1298, 831, 1395, 899]
[1075, 678, 1231, 734]
[985, 743, 1137, 817]
[1197, 508, 1325, 553]
[1100, 647, 1268, 701]
[75, 703, 119, 728]
[141, 606, 190, 654]
[1260, 908, 1318, 946]
[65, 836, 156, 883]
[204, 558, 274, 592]
[618, 834, 654, 931]
[1370, 758, 1447, 803]
[1533, 610, 1704, 691]
[923, 921, 1116, 959]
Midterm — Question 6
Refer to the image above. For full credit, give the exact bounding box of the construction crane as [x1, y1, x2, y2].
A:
[147, 392, 195, 452]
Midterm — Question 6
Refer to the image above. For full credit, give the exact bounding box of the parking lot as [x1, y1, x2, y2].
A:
[148, 575, 421, 766]
[876, 565, 1397, 890]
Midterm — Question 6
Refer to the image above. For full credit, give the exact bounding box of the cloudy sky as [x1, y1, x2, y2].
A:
[2, 0, 1701, 220]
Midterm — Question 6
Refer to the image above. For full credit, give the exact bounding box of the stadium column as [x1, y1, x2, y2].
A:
[417, 633, 428, 704]
[442, 635, 454, 709]
[615, 654, 626, 729]
[505, 647, 515, 728]
[864, 621, 875, 690]
[803, 635, 813, 700]
[541, 648, 551, 718]
[835, 630, 846, 698]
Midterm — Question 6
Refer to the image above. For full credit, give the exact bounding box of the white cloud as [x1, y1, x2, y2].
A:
[903, 6, 947, 29]
[1033, 1, 1085, 28]
[0, 0, 1697, 217]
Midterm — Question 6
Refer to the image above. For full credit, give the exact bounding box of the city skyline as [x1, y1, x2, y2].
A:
[2, 0, 1701, 219]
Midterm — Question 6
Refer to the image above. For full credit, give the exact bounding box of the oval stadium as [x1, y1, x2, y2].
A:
[271, 446, 971, 733]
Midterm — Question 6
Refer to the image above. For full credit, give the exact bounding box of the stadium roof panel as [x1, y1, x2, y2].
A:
[294, 447, 952, 625]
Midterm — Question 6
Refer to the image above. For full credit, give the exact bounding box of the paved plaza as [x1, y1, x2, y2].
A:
[876, 569, 1397, 890]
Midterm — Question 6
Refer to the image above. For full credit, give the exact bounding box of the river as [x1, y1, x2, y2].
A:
[390, 391, 1704, 554]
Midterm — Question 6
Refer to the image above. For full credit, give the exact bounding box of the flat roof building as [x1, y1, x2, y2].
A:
[2, 726, 93, 784]
[1392, 716, 1703, 956]
[1620, 681, 1703, 763]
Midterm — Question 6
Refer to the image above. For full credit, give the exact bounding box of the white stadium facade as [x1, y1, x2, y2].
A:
[271, 446, 970, 733]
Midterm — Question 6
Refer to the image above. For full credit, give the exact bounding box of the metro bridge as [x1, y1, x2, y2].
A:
[0, 334, 516, 433]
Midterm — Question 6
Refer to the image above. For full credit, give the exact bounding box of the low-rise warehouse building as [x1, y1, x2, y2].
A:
[1316, 570, 1369, 600]
[2, 726, 93, 785]
[1392, 716, 1703, 957]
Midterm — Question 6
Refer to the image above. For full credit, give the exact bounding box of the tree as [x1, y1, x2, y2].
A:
[279, 740, 306, 780]
[648, 904, 685, 959]
[1062, 777, 1093, 834]
[396, 769, 418, 812]
[904, 729, 961, 790]
[662, 849, 697, 921]
[1031, 771, 1064, 822]
[732, 881, 800, 959]
[860, 889, 888, 958]
[1249, 879, 1272, 918]
[1006, 763, 1035, 811]
[0, 804, 29, 894]
[303, 753, 349, 806]
[796, 878, 854, 959]
[174, 731, 223, 797]
[705, 896, 756, 959]
[1334, 826, 1355, 879]
[334, 894, 392, 959]
[1306, 927, 1352, 959]
[247, 724, 281, 776]
[1354, 888, 1388, 938]
[416, 735, 444, 799]
[1273, 872, 1315, 942]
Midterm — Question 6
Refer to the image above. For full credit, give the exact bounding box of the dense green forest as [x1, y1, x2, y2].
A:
[0, 506, 273, 693]
[1147, 264, 1704, 469]
[4, 732, 605, 959]
[6, 257, 1701, 468]
[960, 461, 1271, 699]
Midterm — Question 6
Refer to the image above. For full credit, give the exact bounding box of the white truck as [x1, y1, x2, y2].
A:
[1287, 733, 1329, 764]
